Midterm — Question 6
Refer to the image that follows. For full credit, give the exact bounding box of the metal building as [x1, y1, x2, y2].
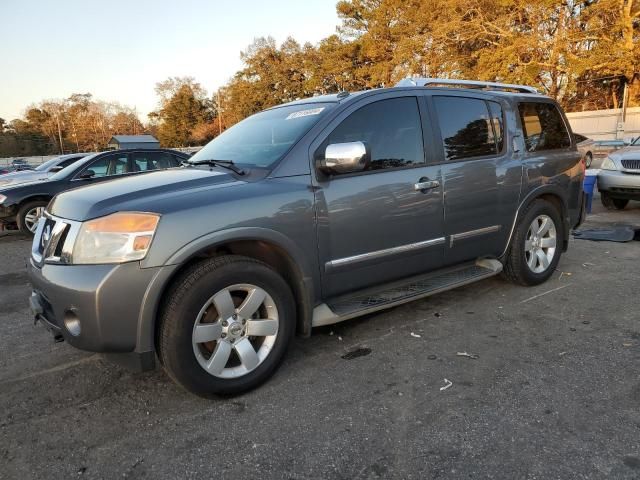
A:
[107, 135, 160, 150]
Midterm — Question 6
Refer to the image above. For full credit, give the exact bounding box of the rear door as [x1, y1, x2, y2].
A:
[429, 94, 523, 264]
[311, 92, 446, 297]
[130, 150, 183, 171]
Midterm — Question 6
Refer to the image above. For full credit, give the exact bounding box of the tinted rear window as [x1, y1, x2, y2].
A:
[434, 96, 500, 161]
[518, 102, 570, 152]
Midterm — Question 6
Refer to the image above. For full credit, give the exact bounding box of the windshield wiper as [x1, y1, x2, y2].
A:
[189, 159, 246, 175]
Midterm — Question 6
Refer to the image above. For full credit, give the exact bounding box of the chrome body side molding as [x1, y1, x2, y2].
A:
[449, 225, 501, 247]
[325, 237, 446, 272]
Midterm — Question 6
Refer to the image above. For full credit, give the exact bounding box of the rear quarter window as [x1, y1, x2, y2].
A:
[518, 102, 571, 152]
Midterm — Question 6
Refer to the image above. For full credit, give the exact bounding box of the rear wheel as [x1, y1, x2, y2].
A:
[584, 152, 593, 168]
[16, 200, 48, 236]
[503, 199, 562, 286]
[601, 192, 628, 210]
[158, 255, 295, 397]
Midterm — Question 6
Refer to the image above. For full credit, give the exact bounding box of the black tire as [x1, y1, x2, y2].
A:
[16, 200, 48, 236]
[584, 152, 593, 168]
[157, 255, 296, 397]
[601, 192, 628, 210]
[503, 199, 563, 286]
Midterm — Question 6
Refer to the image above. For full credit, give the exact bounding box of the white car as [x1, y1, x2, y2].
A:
[0, 153, 89, 187]
[598, 137, 640, 209]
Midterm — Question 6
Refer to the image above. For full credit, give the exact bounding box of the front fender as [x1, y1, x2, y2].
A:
[135, 226, 317, 353]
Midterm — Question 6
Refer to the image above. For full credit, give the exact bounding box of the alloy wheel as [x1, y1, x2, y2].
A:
[524, 214, 557, 274]
[192, 283, 279, 379]
[24, 206, 45, 233]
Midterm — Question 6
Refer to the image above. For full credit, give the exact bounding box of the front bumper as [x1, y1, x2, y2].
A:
[0, 204, 17, 222]
[598, 170, 640, 199]
[27, 259, 163, 353]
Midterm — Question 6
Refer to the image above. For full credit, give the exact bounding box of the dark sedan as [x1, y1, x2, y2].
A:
[0, 149, 189, 234]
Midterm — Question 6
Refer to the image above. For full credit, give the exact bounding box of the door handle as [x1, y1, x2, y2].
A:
[414, 179, 440, 192]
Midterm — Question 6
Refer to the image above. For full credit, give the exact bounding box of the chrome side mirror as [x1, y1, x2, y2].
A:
[318, 141, 370, 174]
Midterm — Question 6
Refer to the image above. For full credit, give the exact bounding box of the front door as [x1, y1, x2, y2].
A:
[313, 94, 446, 298]
[71, 151, 131, 185]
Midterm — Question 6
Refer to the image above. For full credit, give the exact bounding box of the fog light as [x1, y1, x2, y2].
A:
[63, 310, 81, 336]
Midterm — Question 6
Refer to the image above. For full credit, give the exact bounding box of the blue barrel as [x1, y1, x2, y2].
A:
[583, 174, 597, 213]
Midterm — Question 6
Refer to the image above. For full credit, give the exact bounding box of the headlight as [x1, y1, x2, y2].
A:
[0, 194, 6, 205]
[600, 157, 617, 170]
[72, 212, 160, 264]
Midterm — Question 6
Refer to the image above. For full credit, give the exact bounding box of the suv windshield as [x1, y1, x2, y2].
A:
[189, 103, 334, 169]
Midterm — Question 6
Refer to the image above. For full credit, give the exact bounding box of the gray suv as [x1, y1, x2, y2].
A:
[27, 79, 585, 397]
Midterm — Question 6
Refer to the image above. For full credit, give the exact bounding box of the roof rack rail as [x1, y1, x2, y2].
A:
[395, 77, 539, 94]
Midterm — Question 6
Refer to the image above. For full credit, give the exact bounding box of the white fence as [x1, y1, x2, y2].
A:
[566, 106, 640, 141]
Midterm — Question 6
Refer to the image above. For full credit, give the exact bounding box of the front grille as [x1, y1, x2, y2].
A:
[31, 213, 80, 265]
[621, 159, 640, 170]
[36, 217, 57, 256]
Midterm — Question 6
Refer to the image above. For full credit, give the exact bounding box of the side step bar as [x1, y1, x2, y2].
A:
[312, 259, 503, 327]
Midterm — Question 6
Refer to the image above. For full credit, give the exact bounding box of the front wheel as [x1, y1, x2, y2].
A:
[503, 199, 562, 286]
[601, 192, 628, 210]
[157, 255, 295, 397]
[17, 200, 48, 236]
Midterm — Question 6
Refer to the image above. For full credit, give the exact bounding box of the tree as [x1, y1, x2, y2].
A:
[154, 82, 213, 147]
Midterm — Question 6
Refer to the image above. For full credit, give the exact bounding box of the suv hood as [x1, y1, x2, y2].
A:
[49, 167, 242, 221]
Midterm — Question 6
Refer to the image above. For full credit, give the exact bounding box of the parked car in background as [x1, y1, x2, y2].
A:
[26, 78, 585, 397]
[0, 149, 188, 234]
[0, 163, 34, 175]
[0, 153, 90, 188]
[575, 135, 628, 168]
[598, 136, 640, 209]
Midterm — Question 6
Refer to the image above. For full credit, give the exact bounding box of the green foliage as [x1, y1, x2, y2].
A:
[152, 78, 215, 147]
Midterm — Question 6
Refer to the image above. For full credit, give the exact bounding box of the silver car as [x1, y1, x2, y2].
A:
[575, 135, 628, 168]
[598, 137, 640, 209]
[0, 153, 89, 188]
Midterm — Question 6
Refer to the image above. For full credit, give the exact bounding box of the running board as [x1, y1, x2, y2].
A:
[312, 259, 503, 327]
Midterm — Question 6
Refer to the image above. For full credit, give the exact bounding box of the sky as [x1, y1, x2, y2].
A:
[0, 0, 340, 121]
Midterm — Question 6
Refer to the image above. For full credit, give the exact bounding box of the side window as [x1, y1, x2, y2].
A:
[131, 152, 180, 171]
[434, 96, 498, 161]
[84, 153, 129, 178]
[518, 102, 571, 152]
[324, 97, 425, 171]
[58, 158, 80, 169]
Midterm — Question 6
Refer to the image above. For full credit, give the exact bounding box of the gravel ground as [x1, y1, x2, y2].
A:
[1, 197, 639, 479]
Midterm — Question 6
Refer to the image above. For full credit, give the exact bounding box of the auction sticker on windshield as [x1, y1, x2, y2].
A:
[286, 107, 325, 120]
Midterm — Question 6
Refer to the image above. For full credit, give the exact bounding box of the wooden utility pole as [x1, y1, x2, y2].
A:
[619, 79, 629, 140]
[217, 91, 223, 136]
[55, 113, 64, 154]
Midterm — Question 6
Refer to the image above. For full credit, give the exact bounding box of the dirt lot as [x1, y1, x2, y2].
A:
[1, 197, 639, 480]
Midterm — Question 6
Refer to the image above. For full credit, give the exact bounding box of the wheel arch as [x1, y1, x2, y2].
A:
[137, 228, 317, 354]
[18, 195, 53, 209]
[501, 186, 570, 258]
